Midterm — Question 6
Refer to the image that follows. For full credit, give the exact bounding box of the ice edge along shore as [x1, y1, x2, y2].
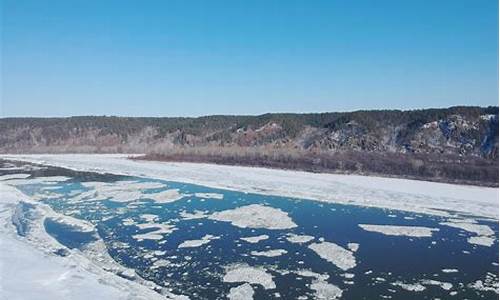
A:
[1, 154, 498, 219]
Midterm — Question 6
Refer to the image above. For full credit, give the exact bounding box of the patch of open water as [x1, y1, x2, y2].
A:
[2, 160, 498, 299]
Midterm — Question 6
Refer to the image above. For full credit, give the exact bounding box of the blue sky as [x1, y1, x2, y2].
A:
[1, 0, 498, 117]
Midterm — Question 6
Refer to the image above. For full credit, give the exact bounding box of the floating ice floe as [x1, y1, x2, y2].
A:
[440, 221, 495, 247]
[421, 279, 453, 291]
[308, 241, 356, 271]
[223, 264, 276, 289]
[79, 181, 182, 203]
[150, 259, 170, 270]
[358, 224, 438, 237]
[132, 223, 176, 241]
[440, 221, 494, 236]
[469, 280, 499, 294]
[294, 269, 329, 281]
[178, 234, 220, 248]
[310, 280, 343, 299]
[342, 273, 355, 279]
[82, 182, 143, 203]
[240, 235, 269, 243]
[143, 189, 185, 203]
[468, 236, 495, 247]
[194, 192, 224, 200]
[209, 204, 297, 230]
[445, 217, 478, 224]
[122, 218, 136, 226]
[347, 243, 359, 252]
[442, 269, 459, 273]
[139, 214, 159, 222]
[179, 210, 209, 220]
[391, 281, 426, 292]
[250, 249, 287, 257]
[468, 272, 499, 294]
[228, 283, 254, 300]
[392, 279, 454, 292]
[30, 191, 64, 201]
[82, 180, 165, 190]
[286, 233, 314, 244]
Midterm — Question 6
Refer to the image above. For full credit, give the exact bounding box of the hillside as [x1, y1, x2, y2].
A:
[1, 106, 498, 185]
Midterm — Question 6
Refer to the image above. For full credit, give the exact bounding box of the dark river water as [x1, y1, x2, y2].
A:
[2, 160, 498, 300]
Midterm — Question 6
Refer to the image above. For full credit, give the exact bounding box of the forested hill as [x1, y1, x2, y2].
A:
[1, 106, 498, 185]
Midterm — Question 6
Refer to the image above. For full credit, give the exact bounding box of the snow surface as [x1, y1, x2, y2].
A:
[0, 183, 175, 300]
[3, 154, 497, 219]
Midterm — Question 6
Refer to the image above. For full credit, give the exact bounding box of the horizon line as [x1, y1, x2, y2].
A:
[1, 104, 498, 119]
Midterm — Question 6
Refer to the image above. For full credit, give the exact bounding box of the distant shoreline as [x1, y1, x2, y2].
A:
[2, 154, 497, 219]
[135, 153, 499, 188]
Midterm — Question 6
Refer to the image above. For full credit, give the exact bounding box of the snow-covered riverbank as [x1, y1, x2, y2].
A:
[0, 182, 174, 300]
[2, 154, 497, 219]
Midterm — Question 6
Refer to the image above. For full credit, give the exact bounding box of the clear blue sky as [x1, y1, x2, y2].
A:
[1, 0, 498, 117]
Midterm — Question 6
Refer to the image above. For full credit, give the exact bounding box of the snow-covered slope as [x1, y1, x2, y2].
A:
[0, 183, 172, 300]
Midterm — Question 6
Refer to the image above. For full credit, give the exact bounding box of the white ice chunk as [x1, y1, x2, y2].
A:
[308, 241, 356, 271]
[228, 283, 254, 300]
[250, 249, 287, 257]
[240, 235, 269, 243]
[194, 192, 224, 200]
[209, 204, 297, 230]
[223, 264, 276, 289]
[286, 233, 314, 244]
[178, 234, 220, 248]
[359, 224, 438, 237]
